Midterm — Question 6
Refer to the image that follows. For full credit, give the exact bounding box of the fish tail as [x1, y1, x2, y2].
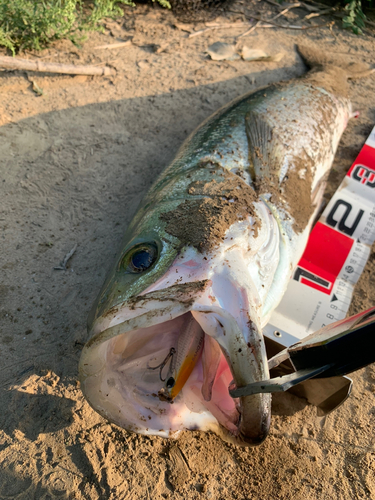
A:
[297, 44, 374, 80]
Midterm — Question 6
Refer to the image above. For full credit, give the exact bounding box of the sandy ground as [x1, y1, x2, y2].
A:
[0, 2, 375, 499]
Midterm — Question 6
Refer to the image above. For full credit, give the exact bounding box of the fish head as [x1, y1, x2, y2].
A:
[87, 202, 181, 328]
[80, 191, 280, 447]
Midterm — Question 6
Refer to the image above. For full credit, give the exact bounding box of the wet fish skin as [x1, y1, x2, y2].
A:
[80, 46, 364, 446]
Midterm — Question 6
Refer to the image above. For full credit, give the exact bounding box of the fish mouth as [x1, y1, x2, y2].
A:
[79, 284, 271, 447]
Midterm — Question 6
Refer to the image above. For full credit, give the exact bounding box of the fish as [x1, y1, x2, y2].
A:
[79, 45, 370, 446]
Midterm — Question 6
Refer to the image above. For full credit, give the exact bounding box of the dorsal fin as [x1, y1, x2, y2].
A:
[245, 109, 284, 182]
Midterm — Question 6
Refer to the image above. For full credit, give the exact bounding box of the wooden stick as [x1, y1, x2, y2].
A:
[188, 28, 211, 38]
[262, 0, 320, 12]
[205, 21, 251, 28]
[238, 1, 328, 39]
[264, 0, 281, 7]
[54, 244, 78, 271]
[0, 56, 115, 76]
[299, 2, 321, 12]
[238, 20, 261, 38]
[93, 40, 132, 50]
[228, 9, 333, 30]
[237, 21, 274, 39]
[188, 22, 252, 38]
[272, 3, 302, 21]
[302, 0, 330, 9]
[304, 7, 335, 20]
[249, 15, 331, 30]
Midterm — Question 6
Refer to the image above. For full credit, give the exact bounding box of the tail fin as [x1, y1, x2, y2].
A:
[297, 44, 374, 79]
[297, 44, 374, 96]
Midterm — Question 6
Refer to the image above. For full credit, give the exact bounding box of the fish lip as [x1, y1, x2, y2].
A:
[238, 394, 271, 446]
[216, 407, 270, 447]
[239, 428, 270, 446]
[85, 280, 211, 348]
[214, 398, 270, 447]
[191, 305, 271, 446]
[192, 304, 271, 446]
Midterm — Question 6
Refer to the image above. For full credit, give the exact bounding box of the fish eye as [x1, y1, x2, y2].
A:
[123, 243, 158, 273]
[166, 377, 175, 389]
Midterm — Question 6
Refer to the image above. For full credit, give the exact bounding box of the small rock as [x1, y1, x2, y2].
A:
[138, 60, 149, 70]
[206, 42, 240, 61]
[241, 46, 284, 62]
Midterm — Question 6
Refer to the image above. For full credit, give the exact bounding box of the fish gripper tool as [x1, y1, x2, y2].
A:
[230, 306, 375, 400]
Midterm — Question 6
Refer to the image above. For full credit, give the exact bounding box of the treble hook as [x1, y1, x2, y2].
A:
[148, 348, 176, 382]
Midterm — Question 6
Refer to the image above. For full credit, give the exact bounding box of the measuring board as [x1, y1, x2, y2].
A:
[264, 126, 375, 348]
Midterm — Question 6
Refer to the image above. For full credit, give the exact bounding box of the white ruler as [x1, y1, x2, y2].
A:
[264, 127, 375, 348]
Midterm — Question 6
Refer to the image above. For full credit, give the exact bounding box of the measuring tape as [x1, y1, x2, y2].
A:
[264, 126, 375, 348]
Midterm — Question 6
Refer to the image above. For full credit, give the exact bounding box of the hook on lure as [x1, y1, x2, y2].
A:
[148, 347, 176, 382]
[148, 316, 205, 403]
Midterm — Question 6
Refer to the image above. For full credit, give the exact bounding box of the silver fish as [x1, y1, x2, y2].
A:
[79, 46, 366, 446]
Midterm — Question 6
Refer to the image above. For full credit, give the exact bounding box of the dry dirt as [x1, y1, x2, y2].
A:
[1, 2, 375, 499]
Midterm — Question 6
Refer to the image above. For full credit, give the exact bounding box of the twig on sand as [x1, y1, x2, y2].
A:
[237, 21, 274, 38]
[238, 2, 307, 38]
[302, 0, 331, 9]
[54, 244, 78, 271]
[264, 0, 282, 6]
[204, 21, 249, 27]
[0, 56, 115, 76]
[264, 16, 331, 29]
[229, 9, 333, 30]
[272, 2, 302, 21]
[265, 0, 320, 12]
[304, 7, 336, 20]
[93, 40, 132, 50]
[238, 20, 261, 38]
[188, 22, 251, 38]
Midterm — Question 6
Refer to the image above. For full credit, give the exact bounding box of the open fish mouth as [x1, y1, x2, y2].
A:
[79, 281, 271, 447]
